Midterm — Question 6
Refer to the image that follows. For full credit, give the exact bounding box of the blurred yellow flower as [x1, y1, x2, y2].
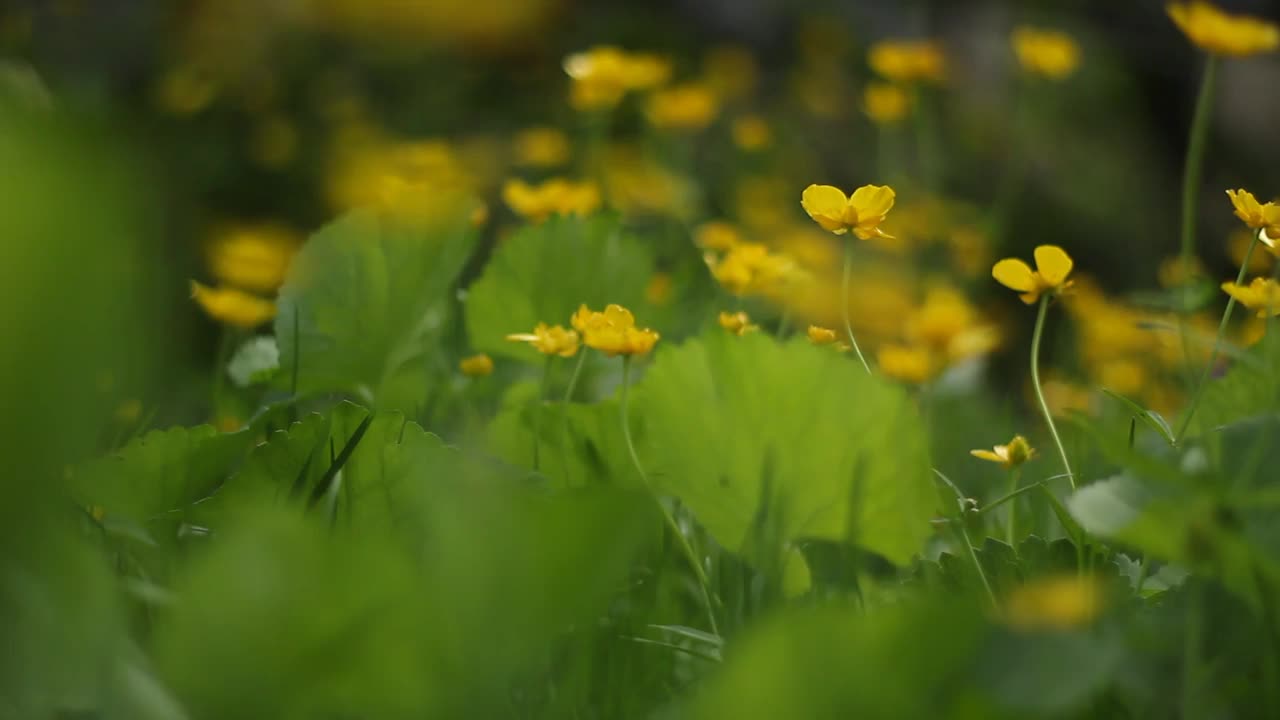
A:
[992, 245, 1075, 304]
[868, 39, 946, 83]
[512, 127, 572, 168]
[1226, 188, 1280, 238]
[702, 44, 758, 101]
[1156, 254, 1206, 288]
[206, 223, 301, 294]
[1003, 575, 1105, 631]
[645, 272, 674, 306]
[801, 184, 896, 240]
[506, 323, 581, 357]
[1011, 26, 1082, 79]
[502, 178, 601, 221]
[807, 325, 838, 346]
[705, 242, 798, 298]
[863, 82, 911, 125]
[695, 221, 744, 251]
[1222, 277, 1280, 317]
[718, 311, 757, 336]
[572, 304, 660, 357]
[908, 286, 1001, 362]
[877, 344, 937, 384]
[1041, 376, 1094, 417]
[646, 83, 720, 131]
[564, 46, 671, 111]
[190, 281, 276, 328]
[459, 353, 494, 377]
[1167, 2, 1279, 56]
[731, 115, 772, 151]
[971, 435, 1036, 469]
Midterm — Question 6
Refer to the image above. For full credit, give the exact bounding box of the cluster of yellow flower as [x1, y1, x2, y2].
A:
[506, 304, 658, 359]
[190, 223, 300, 329]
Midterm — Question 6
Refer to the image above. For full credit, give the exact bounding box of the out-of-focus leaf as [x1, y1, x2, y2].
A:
[227, 336, 279, 387]
[635, 332, 934, 566]
[1197, 330, 1280, 436]
[276, 205, 479, 412]
[485, 393, 633, 487]
[1100, 388, 1175, 446]
[463, 213, 653, 362]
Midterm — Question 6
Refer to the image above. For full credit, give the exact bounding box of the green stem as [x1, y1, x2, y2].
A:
[1005, 467, 1021, 548]
[911, 85, 941, 191]
[1182, 583, 1204, 718]
[1134, 556, 1151, 597]
[1177, 231, 1259, 443]
[841, 238, 872, 374]
[620, 357, 720, 636]
[976, 481, 1042, 516]
[933, 469, 997, 608]
[1176, 56, 1218, 385]
[1030, 295, 1075, 489]
[533, 356, 553, 471]
[558, 349, 590, 486]
[562, 350, 588, 404]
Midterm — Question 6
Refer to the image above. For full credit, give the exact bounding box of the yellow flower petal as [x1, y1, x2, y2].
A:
[1034, 245, 1074, 287]
[849, 184, 896, 219]
[970, 449, 1006, 464]
[992, 258, 1038, 292]
[801, 184, 851, 234]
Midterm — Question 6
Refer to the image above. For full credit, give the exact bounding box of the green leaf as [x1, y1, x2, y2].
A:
[463, 213, 653, 362]
[1198, 328, 1280, 434]
[227, 335, 279, 387]
[634, 332, 934, 566]
[1099, 388, 1175, 446]
[276, 206, 479, 412]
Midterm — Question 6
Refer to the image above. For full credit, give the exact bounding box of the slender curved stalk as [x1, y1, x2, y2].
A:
[1177, 231, 1260, 443]
[932, 468, 997, 608]
[562, 350, 588, 404]
[557, 350, 590, 486]
[620, 357, 720, 635]
[533, 356, 553, 471]
[1030, 295, 1075, 490]
[841, 238, 872, 374]
[1176, 57, 1219, 385]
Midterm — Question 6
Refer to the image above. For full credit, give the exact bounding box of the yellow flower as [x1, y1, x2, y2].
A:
[1226, 188, 1280, 238]
[571, 304, 660, 357]
[646, 83, 720, 131]
[702, 44, 758, 101]
[502, 178, 601, 221]
[505, 322, 581, 357]
[1156, 255, 1206, 289]
[807, 325, 838, 345]
[694, 221, 744, 252]
[645, 272, 674, 306]
[459, 353, 494, 377]
[1222, 277, 1280, 317]
[991, 245, 1075, 304]
[190, 281, 276, 329]
[512, 127, 571, 168]
[718, 311, 756, 336]
[731, 115, 772, 151]
[970, 435, 1036, 470]
[800, 184, 896, 240]
[908, 286, 1001, 362]
[863, 82, 911, 125]
[1011, 26, 1082, 79]
[705, 242, 798, 298]
[877, 344, 937, 384]
[205, 223, 300, 293]
[564, 46, 671, 111]
[1167, 2, 1279, 56]
[867, 39, 946, 83]
[1003, 575, 1105, 631]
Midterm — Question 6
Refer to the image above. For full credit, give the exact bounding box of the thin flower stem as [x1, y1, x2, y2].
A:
[841, 238, 872, 374]
[1030, 295, 1075, 490]
[976, 481, 1042, 516]
[932, 469, 997, 608]
[620, 357, 720, 636]
[1177, 231, 1260, 443]
[1005, 467, 1021, 548]
[1176, 56, 1218, 384]
[562, 350, 588, 404]
[558, 350, 589, 486]
[533, 356, 553, 471]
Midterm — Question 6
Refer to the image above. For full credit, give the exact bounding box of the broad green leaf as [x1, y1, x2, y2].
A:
[485, 393, 633, 488]
[1197, 329, 1280, 435]
[634, 332, 934, 565]
[276, 206, 479, 412]
[463, 213, 653, 362]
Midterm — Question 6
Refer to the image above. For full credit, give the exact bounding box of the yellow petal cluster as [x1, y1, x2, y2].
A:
[992, 245, 1075, 304]
[512, 127, 572, 168]
[564, 46, 671, 111]
[646, 83, 720, 131]
[1226, 189, 1280, 241]
[572, 304, 660, 357]
[190, 281, 277, 329]
[502, 178, 601, 222]
[694, 220, 744, 253]
[970, 435, 1036, 470]
[867, 39, 946, 83]
[459, 353, 494, 377]
[731, 115, 772, 151]
[505, 322, 581, 357]
[1011, 26, 1082, 79]
[863, 82, 911, 125]
[800, 184, 896, 240]
[807, 325, 838, 346]
[907, 286, 1001, 363]
[876, 344, 937, 384]
[1167, 2, 1279, 57]
[1003, 575, 1105, 631]
[205, 223, 300, 294]
[704, 242, 799, 298]
[718, 311, 757, 336]
[1222, 278, 1280, 317]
